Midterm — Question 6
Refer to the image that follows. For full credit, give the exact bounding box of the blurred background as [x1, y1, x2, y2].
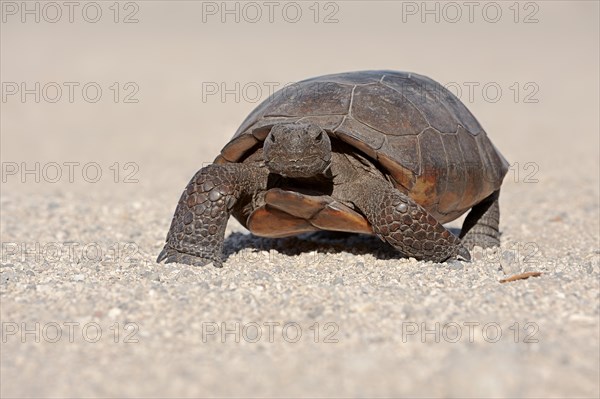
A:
[2, 1, 598, 195]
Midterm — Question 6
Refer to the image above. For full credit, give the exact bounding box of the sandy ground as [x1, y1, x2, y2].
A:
[1, 1, 599, 397]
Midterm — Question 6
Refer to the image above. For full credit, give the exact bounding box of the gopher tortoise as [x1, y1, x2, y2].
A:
[158, 70, 509, 267]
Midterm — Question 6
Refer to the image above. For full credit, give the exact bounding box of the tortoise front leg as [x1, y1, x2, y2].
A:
[348, 177, 470, 262]
[157, 163, 268, 267]
[460, 190, 501, 249]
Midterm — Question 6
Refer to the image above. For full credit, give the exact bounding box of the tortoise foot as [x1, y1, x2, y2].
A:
[461, 234, 500, 250]
[460, 190, 501, 250]
[457, 246, 472, 261]
[157, 246, 222, 267]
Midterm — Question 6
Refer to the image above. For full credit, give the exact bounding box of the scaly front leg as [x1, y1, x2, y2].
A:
[350, 177, 470, 263]
[157, 163, 268, 267]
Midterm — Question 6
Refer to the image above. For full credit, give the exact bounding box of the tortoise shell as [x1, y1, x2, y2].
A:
[215, 70, 508, 226]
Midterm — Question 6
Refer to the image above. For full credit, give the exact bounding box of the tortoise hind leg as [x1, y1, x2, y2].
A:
[459, 190, 501, 249]
[157, 163, 268, 267]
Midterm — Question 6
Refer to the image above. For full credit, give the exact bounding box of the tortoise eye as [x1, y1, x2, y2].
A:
[269, 134, 276, 143]
[315, 132, 323, 142]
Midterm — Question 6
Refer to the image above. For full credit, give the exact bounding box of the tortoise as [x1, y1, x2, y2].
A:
[158, 70, 509, 267]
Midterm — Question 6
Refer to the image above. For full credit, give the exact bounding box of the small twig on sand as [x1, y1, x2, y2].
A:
[499, 271, 542, 284]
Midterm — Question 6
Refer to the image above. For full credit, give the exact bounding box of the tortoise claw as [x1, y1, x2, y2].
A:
[156, 247, 170, 263]
[457, 245, 471, 262]
[156, 247, 222, 268]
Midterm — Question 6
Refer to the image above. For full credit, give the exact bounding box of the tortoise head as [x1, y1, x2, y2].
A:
[263, 123, 332, 178]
